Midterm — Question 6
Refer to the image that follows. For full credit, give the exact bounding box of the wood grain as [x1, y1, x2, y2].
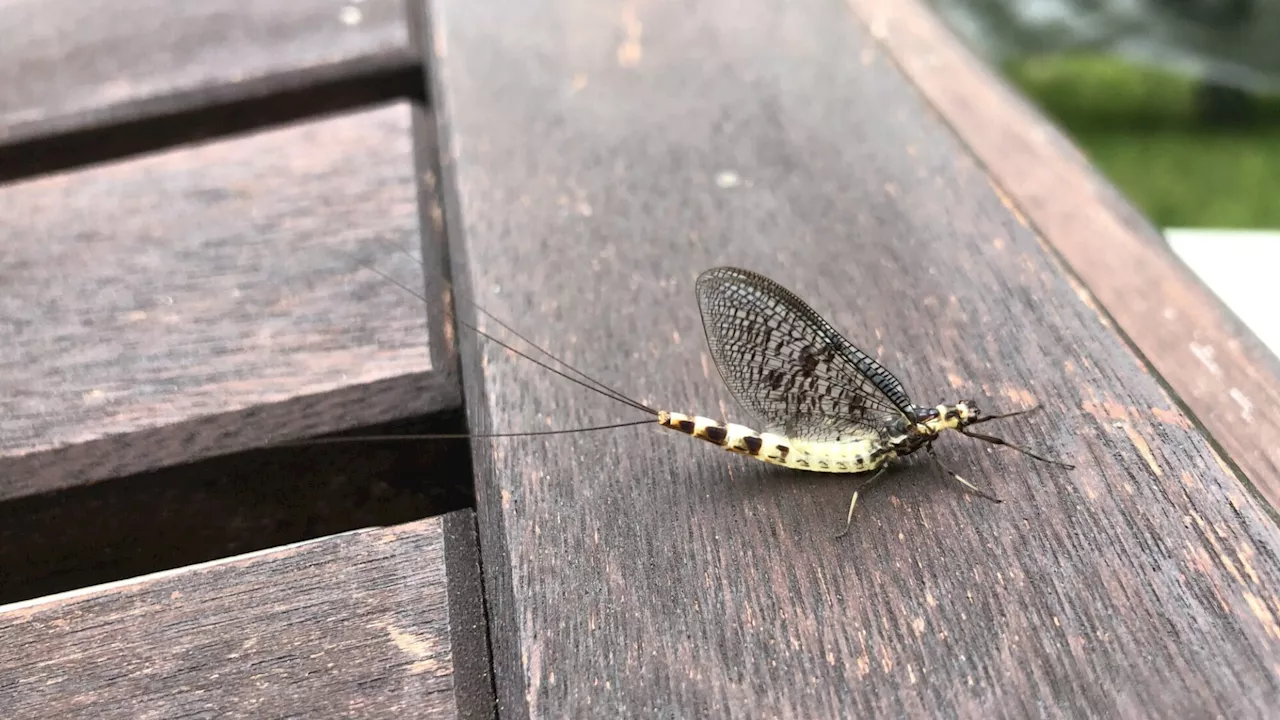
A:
[0, 101, 456, 501]
[0, 412, 473, 606]
[844, 0, 1280, 516]
[427, 0, 1280, 716]
[0, 0, 415, 148]
[0, 514, 469, 719]
[442, 510, 498, 720]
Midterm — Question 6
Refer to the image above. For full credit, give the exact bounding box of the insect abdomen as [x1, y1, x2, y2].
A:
[657, 411, 887, 474]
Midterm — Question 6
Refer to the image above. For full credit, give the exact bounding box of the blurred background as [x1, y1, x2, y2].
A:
[928, 0, 1280, 354]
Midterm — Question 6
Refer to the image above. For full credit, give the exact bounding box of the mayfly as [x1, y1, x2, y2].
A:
[347, 264, 1073, 536]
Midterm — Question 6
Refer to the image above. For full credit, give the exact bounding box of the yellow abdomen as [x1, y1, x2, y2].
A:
[657, 411, 890, 474]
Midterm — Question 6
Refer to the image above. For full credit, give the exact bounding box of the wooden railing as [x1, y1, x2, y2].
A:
[3, 0, 1279, 717]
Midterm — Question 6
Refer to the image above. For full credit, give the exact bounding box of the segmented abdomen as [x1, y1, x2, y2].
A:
[657, 411, 889, 474]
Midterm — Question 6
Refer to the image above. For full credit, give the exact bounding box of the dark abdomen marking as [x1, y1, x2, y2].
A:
[702, 423, 729, 445]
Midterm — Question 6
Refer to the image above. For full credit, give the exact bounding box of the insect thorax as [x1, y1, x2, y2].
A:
[918, 401, 979, 431]
[889, 401, 979, 456]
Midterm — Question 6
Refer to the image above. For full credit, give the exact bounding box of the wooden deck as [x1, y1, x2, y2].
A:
[2, 0, 1279, 717]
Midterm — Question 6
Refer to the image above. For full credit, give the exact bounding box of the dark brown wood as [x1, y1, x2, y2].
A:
[0, 0, 416, 149]
[0, 101, 457, 501]
[442, 511, 497, 720]
[844, 0, 1280, 515]
[0, 411, 473, 606]
[0, 513, 471, 719]
[427, 0, 1280, 716]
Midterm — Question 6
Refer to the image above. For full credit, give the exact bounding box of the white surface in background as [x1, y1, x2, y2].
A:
[1166, 228, 1280, 360]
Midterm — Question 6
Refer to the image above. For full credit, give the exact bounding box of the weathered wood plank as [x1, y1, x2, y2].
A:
[427, 0, 1280, 716]
[0, 101, 455, 501]
[0, 413, 472, 606]
[442, 508, 497, 720]
[844, 0, 1280, 514]
[0, 0, 415, 149]
[0, 513, 478, 719]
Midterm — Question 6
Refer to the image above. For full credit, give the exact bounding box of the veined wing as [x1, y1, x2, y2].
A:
[694, 266, 915, 442]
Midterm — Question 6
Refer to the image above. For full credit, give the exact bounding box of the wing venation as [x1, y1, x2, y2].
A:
[695, 266, 915, 442]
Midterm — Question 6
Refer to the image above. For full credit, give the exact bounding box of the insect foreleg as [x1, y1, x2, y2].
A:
[968, 405, 1043, 425]
[959, 428, 1074, 469]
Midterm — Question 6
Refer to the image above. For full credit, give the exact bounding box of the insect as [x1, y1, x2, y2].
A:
[338, 263, 1074, 536]
[685, 266, 1073, 535]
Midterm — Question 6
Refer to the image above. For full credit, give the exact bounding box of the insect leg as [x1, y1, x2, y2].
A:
[960, 429, 1075, 470]
[968, 405, 1042, 425]
[927, 446, 1002, 504]
[834, 467, 888, 539]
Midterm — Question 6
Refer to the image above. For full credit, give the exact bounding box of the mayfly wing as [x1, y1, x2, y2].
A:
[694, 266, 916, 442]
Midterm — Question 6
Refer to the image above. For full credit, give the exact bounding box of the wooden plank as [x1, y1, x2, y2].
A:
[0, 412, 472, 606]
[0, 101, 456, 501]
[0, 513, 480, 719]
[426, 0, 1280, 716]
[442, 510, 497, 720]
[0, 0, 416, 149]
[844, 0, 1280, 514]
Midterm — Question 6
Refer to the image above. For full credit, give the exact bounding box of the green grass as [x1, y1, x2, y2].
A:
[1004, 55, 1280, 229]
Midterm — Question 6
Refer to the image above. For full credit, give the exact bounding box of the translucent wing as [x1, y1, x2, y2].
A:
[695, 266, 915, 442]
